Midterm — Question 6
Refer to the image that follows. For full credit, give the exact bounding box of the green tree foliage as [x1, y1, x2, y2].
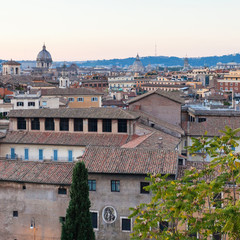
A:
[130, 127, 240, 240]
[61, 161, 95, 240]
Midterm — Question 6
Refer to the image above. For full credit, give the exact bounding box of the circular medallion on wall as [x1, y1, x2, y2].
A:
[102, 206, 117, 224]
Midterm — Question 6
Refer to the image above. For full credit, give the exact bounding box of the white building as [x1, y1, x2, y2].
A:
[2, 60, 21, 75]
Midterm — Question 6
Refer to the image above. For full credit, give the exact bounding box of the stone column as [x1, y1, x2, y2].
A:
[98, 119, 102, 133]
[40, 118, 45, 131]
[83, 119, 88, 133]
[69, 119, 74, 132]
[112, 120, 118, 134]
[54, 119, 60, 132]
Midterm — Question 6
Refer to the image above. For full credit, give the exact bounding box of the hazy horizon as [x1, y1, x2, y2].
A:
[1, 0, 240, 61]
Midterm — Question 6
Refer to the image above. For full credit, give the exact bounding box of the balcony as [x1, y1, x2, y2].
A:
[6, 154, 21, 160]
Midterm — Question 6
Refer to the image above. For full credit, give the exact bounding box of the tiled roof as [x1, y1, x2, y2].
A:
[7, 108, 139, 120]
[132, 110, 185, 136]
[135, 123, 181, 151]
[177, 161, 208, 179]
[0, 146, 178, 184]
[41, 87, 103, 96]
[82, 146, 178, 175]
[188, 107, 240, 116]
[182, 117, 240, 137]
[0, 160, 73, 184]
[127, 89, 185, 104]
[121, 132, 154, 148]
[2, 60, 21, 66]
[141, 84, 186, 88]
[0, 131, 131, 147]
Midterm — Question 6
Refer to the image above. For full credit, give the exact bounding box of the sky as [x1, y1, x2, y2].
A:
[1, 0, 240, 61]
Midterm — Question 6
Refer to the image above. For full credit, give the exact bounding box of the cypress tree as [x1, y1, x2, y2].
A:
[61, 161, 95, 240]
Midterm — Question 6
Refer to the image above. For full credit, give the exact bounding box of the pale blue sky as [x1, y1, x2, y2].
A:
[1, 0, 240, 60]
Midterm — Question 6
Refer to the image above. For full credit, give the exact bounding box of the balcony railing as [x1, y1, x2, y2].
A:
[6, 154, 21, 160]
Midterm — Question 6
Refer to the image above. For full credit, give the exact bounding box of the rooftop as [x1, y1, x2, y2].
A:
[2, 60, 21, 66]
[0, 146, 178, 185]
[187, 105, 240, 116]
[81, 146, 178, 175]
[127, 89, 185, 105]
[7, 108, 139, 120]
[41, 87, 103, 96]
[0, 131, 132, 147]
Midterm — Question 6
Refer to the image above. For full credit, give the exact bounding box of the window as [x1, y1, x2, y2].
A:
[230, 83, 233, 86]
[68, 150, 73, 162]
[140, 182, 150, 194]
[91, 97, 98, 102]
[198, 117, 206, 123]
[17, 102, 24, 107]
[22, 185, 26, 190]
[111, 180, 120, 192]
[13, 211, 18, 217]
[88, 180, 96, 191]
[102, 119, 112, 132]
[45, 118, 54, 131]
[213, 193, 222, 208]
[60, 118, 69, 131]
[53, 150, 58, 161]
[59, 217, 66, 224]
[220, 83, 223, 86]
[42, 101, 47, 106]
[58, 187, 67, 195]
[225, 87, 228, 90]
[68, 97, 74, 102]
[235, 83, 238, 86]
[77, 97, 84, 102]
[178, 158, 183, 165]
[121, 217, 131, 232]
[24, 148, 29, 160]
[118, 119, 127, 133]
[189, 116, 195, 122]
[39, 149, 43, 161]
[31, 118, 40, 130]
[28, 102, 35, 107]
[213, 233, 221, 240]
[74, 118, 83, 131]
[91, 212, 98, 229]
[17, 118, 26, 130]
[88, 119, 98, 132]
[159, 221, 168, 231]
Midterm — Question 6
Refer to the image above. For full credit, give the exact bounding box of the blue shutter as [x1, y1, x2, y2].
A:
[24, 149, 29, 160]
[39, 149, 43, 161]
[53, 150, 58, 161]
[68, 150, 73, 162]
[11, 148, 15, 159]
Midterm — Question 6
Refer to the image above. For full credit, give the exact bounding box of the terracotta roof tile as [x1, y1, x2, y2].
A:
[41, 87, 103, 96]
[182, 116, 240, 136]
[82, 146, 178, 175]
[127, 89, 185, 104]
[8, 108, 139, 120]
[0, 131, 131, 147]
[0, 160, 73, 184]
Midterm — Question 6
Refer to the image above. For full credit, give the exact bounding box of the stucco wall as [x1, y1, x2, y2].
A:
[0, 173, 152, 240]
[0, 143, 85, 161]
[129, 93, 182, 126]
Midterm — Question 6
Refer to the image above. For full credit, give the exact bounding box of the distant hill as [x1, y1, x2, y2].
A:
[76, 54, 240, 68]
[1, 53, 240, 68]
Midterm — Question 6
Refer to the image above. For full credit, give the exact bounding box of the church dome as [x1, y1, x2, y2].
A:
[130, 54, 144, 72]
[37, 44, 52, 63]
[36, 44, 52, 68]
